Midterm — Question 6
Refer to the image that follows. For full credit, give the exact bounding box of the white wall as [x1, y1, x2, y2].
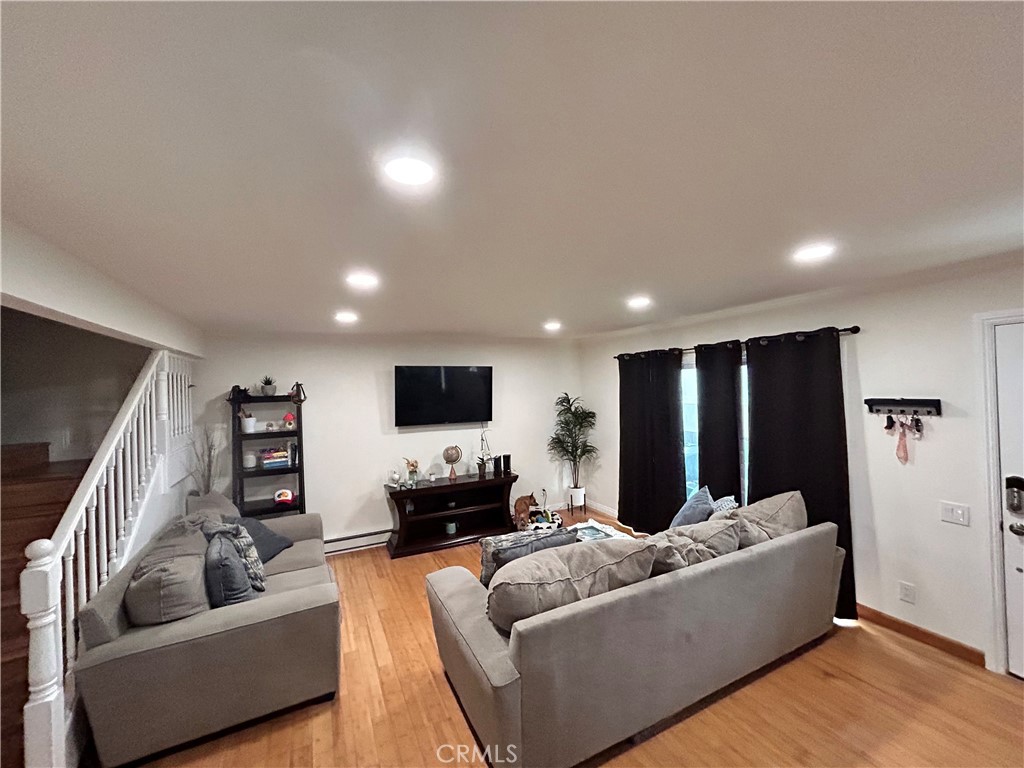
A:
[1, 307, 151, 460]
[1, 218, 204, 357]
[192, 335, 582, 548]
[576, 253, 1024, 658]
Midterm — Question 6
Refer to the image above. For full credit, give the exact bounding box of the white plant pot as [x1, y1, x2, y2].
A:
[569, 486, 586, 507]
[240, 416, 258, 434]
[261, 385, 277, 396]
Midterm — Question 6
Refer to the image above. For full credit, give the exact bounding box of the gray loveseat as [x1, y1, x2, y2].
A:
[76, 512, 339, 766]
[427, 522, 844, 768]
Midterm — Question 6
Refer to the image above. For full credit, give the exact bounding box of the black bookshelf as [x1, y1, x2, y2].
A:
[228, 389, 306, 518]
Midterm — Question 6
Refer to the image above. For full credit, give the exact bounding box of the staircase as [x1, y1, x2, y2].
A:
[1, 444, 88, 768]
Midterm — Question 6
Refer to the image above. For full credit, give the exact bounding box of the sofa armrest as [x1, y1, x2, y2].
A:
[76, 582, 339, 766]
[263, 512, 323, 542]
[426, 567, 521, 761]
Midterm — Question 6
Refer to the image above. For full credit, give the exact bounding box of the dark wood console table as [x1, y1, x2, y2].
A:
[385, 473, 518, 558]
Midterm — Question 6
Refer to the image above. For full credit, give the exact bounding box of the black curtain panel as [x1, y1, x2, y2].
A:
[695, 340, 743, 501]
[617, 349, 685, 533]
[745, 327, 857, 619]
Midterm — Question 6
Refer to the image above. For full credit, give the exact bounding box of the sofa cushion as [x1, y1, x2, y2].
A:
[186, 491, 240, 521]
[488, 528, 578, 586]
[670, 519, 741, 557]
[263, 564, 334, 595]
[205, 533, 257, 607]
[123, 521, 210, 626]
[646, 529, 718, 575]
[736, 490, 808, 539]
[262, 538, 326, 577]
[710, 509, 770, 548]
[223, 515, 294, 563]
[486, 538, 657, 632]
[669, 486, 714, 528]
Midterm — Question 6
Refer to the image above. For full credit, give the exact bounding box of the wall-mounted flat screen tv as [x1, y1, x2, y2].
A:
[394, 366, 493, 427]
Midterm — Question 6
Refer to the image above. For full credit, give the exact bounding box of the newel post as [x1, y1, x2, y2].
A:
[21, 539, 66, 768]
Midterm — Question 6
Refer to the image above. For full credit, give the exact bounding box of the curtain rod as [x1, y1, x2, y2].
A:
[615, 325, 861, 359]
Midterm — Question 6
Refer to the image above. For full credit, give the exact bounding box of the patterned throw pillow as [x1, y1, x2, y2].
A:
[200, 520, 266, 592]
[712, 495, 739, 515]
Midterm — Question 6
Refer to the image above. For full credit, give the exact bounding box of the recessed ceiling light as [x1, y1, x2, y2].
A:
[792, 241, 838, 264]
[382, 156, 436, 187]
[543, 320, 562, 333]
[334, 310, 359, 325]
[626, 295, 653, 311]
[345, 270, 380, 292]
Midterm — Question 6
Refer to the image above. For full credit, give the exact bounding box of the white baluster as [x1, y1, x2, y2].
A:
[86, 490, 98, 598]
[131, 416, 141, 509]
[124, 429, 134, 534]
[144, 387, 154, 471]
[149, 384, 158, 466]
[75, 518, 86, 613]
[106, 462, 117, 574]
[100, 475, 114, 577]
[21, 539, 66, 768]
[185, 363, 193, 433]
[62, 541, 75, 669]
[115, 441, 126, 553]
[96, 477, 108, 587]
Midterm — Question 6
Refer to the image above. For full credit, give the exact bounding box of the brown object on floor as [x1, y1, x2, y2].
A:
[512, 493, 537, 531]
[147, 540, 1023, 768]
[857, 603, 986, 667]
[0, 445, 89, 768]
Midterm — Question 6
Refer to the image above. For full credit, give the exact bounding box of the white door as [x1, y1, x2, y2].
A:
[996, 321, 1024, 678]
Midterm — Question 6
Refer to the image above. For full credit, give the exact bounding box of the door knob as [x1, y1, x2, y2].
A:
[1009, 522, 1024, 537]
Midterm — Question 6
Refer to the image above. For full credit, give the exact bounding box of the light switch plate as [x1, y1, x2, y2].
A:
[940, 501, 970, 527]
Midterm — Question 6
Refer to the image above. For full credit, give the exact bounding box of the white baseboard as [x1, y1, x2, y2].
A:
[584, 499, 618, 518]
[325, 530, 391, 555]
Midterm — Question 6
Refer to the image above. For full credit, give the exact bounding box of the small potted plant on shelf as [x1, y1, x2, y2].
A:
[547, 392, 598, 510]
[260, 376, 277, 396]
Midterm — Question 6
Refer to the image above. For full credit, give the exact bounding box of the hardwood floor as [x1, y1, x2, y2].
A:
[149, 533, 1023, 768]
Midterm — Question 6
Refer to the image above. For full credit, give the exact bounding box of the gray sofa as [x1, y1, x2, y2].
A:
[427, 522, 844, 768]
[76, 513, 340, 767]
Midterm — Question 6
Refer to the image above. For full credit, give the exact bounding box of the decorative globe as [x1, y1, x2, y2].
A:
[443, 445, 462, 465]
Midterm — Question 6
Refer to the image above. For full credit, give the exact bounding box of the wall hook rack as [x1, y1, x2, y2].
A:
[864, 398, 942, 417]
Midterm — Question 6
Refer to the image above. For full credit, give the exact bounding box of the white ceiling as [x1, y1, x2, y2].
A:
[3, 2, 1021, 339]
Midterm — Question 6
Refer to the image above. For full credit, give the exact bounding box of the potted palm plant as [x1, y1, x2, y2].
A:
[547, 392, 598, 509]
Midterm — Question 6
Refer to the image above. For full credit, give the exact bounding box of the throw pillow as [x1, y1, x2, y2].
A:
[124, 522, 210, 626]
[205, 533, 257, 607]
[486, 538, 657, 632]
[646, 529, 718, 575]
[668, 486, 715, 528]
[490, 528, 577, 576]
[480, 529, 567, 586]
[200, 520, 266, 592]
[711, 495, 739, 515]
[671, 518, 741, 558]
[223, 515, 293, 563]
[186, 491, 241, 521]
[714, 511, 770, 548]
[735, 490, 808, 540]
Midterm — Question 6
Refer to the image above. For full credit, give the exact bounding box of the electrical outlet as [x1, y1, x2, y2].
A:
[898, 581, 917, 604]
[940, 501, 971, 527]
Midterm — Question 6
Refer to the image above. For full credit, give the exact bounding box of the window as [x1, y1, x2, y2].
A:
[681, 354, 750, 503]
